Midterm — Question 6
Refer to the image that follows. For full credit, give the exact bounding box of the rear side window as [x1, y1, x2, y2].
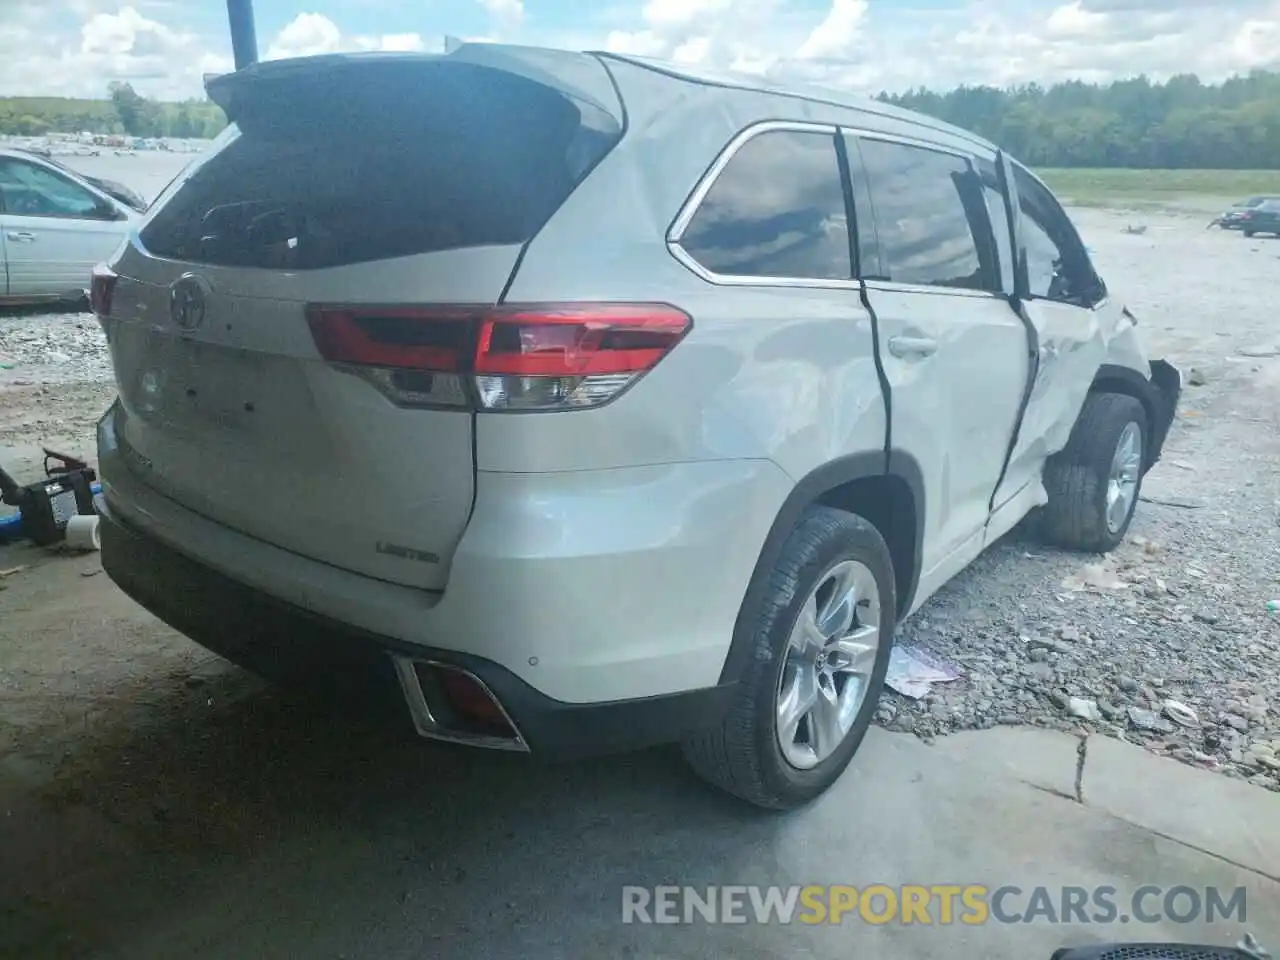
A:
[678, 129, 851, 281]
[1013, 165, 1101, 306]
[857, 138, 995, 292]
[140, 62, 621, 270]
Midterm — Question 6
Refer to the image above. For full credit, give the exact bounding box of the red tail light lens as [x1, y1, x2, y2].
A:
[307, 305, 475, 408]
[474, 303, 691, 411]
[90, 264, 117, 318]
[306, 303, 691, 412]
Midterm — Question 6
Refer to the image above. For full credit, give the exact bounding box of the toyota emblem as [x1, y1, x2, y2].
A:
[169, 273, 211, 332]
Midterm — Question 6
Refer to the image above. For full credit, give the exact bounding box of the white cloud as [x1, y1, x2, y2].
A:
[362, 33, 429, 52]
[1045, 2, 1111, 40]
[0, 0, 1278, 103]
[267, 15, 431, 59]
[265, 13, 343, 59]
[795, 0, 868, 61]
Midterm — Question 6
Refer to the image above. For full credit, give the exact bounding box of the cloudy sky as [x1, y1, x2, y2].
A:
[2, 0, 1278, 101]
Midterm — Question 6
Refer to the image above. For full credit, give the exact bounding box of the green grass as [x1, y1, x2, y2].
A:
[1037, 168, 1280, 206]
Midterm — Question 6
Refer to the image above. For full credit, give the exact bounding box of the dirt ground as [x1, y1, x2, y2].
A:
[1, 204, 1279, 956]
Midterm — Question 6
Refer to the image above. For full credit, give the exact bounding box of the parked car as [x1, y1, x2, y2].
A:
[1210, 195, 1278, 230]
[1238, 198, 1280, 237]
[91, 46, 1181, 810]
[0, 147, 138, 305]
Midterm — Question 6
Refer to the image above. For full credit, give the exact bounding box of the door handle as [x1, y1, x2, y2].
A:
[6, 231, 36, 243]
[887, 335, 938, 358]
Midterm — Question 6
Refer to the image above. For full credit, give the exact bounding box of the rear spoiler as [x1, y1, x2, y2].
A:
[205, 46, 621, 127]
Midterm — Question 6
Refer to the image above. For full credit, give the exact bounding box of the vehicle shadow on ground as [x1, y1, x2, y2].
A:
[5, 670, 763, 957]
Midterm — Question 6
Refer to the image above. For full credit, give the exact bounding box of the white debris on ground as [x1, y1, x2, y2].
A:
[0, 308, 112, 388]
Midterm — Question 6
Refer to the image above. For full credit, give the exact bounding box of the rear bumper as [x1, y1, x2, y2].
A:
[99, 505, 738, 758]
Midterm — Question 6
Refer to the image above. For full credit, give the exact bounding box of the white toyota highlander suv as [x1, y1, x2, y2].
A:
[91, 45, 1181, 809]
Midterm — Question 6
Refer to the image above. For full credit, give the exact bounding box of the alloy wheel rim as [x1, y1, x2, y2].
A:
[1106, 421, 1143, 534]
[775, 559, 882, 770]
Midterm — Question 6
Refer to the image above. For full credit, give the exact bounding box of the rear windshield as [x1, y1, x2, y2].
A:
[140, 61, 621, 270]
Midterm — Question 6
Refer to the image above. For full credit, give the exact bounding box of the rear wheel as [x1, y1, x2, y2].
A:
[682, 507, 895, 810]
[1039, 392, 1147, 553]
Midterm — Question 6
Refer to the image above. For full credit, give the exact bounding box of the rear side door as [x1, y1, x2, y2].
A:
[0, 156, 129, 298]
[849, 133, 1029, 582]
[991, 163, 1111, 509]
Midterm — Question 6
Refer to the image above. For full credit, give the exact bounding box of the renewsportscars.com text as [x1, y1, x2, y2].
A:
[621, 885, 1248, 926]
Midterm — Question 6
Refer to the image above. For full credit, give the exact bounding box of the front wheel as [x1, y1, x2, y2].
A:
[1243, 229, 1256, 237]
[682, 507, 896, 810]
[1039, 392, 1147, 553]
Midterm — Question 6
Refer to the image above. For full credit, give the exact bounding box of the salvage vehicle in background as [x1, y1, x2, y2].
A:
[1237, 198, 1280, 238]
[1209, 195, 1279, 230]
[0, 147, 137, 306]
[90, 45, 1181, 810]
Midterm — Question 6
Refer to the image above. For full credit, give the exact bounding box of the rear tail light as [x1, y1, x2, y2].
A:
[306, 303, 691, 412]
[89, 264, 117, 318]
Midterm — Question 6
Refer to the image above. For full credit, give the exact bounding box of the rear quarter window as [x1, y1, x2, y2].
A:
[678, 128, 852, 281]
[139, 62, 621, 270]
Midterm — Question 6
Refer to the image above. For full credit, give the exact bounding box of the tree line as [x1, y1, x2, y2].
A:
[2, 69, 1279, 168]
[0, 82, 227, 140]
[878, 69, 1280, 169]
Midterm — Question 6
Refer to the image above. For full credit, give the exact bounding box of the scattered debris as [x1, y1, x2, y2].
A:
[1068, 697, 1101, 721]
[1139, 495, 1205, 509]
[885, 647, 961, 699]
[1122, 224, 1148, 235]
[1061, 559, 1128, 592]
[1187, 367, 1208, 386]
[0, 565, 28, 578]
[1239, 345, 1280, 359]
[1128, 707, 1175, 734]
[1163, 700, 1200, 728]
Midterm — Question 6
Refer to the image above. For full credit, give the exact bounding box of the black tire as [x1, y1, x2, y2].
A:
[1039, 392, 1147, 553]
[1243, 229, 1256, 238]
[681, 507, 896, 810]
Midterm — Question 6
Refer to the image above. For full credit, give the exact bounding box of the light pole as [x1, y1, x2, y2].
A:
[226, 0, 258, 70]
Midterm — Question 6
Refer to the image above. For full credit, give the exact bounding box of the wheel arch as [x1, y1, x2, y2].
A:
[717, 450, 925, 686]
[1089, 363, 1173, 472]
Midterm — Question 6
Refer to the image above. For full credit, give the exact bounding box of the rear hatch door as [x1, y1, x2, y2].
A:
[104, 52, 622, 589]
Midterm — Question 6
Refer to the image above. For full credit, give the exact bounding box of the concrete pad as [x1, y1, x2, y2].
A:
[1082, 734, 1280, 880]
[29, 724, 1275, 959]
[931, 726, 1083, 799]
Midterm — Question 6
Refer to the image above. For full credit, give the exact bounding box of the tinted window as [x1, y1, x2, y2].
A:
[680, 130, 851, 280]
[140, 62, 621, 270]
[1013, 166, 1100, 305]
[858, 139, 992, 291]
[0, 158, 103, 219]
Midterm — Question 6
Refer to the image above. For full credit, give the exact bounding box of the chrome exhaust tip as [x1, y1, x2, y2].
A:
[390, 656, 529, 753]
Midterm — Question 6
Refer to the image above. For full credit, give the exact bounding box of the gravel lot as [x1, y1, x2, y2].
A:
[1, 203, 1278, 791]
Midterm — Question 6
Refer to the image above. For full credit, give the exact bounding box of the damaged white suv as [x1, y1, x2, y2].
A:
[91, 45, 1180, 809]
